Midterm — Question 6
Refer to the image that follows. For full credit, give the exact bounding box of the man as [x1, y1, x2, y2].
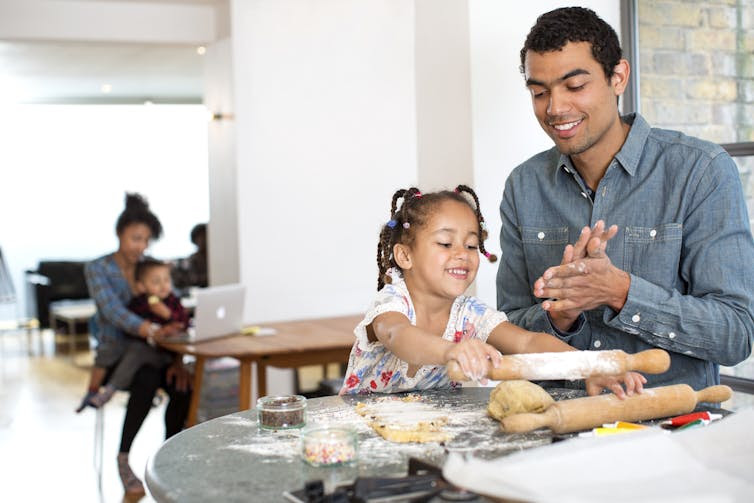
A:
[497, 6, 754, 390]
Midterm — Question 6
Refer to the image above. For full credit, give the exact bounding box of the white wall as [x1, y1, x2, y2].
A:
[414, 0, 473, 192]
[204, 37, 240, 287]
[0, 104, 210, 318]
[0, 0, 216, 43]
[231, 0, 417, 323]
[469, 0, 622, 305]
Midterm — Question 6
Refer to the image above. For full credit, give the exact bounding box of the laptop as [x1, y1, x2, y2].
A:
[170, 283, 246, 343]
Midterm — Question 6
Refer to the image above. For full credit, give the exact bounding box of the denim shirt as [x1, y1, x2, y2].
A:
[84, 254, 144, 343]
[497, 113, 754, 390]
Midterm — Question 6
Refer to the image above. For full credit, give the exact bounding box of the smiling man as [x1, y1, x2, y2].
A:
[497, 7, 754, 390]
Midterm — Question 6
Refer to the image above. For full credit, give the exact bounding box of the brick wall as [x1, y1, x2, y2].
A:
[638, 0, 754, 215]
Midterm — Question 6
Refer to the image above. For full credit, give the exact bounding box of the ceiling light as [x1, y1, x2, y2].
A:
[100, 84, 112, 94]
[196, 46, 206, 56]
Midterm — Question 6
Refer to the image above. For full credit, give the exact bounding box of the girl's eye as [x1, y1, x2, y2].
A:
[467, 245, 479, 250]
[437, 242, 452, 248]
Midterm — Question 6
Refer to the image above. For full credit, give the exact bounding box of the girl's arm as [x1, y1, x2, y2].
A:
[486, 321, 646, 397]
[372, 312, 502, 381]
[486, 320, 574, 355]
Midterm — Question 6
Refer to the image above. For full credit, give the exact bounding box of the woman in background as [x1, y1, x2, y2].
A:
[84, 193, 191, 497]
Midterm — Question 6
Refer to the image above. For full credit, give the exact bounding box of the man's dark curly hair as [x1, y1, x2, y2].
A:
[520, 7, 622, 80]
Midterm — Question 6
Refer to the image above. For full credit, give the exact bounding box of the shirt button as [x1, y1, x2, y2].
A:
[668, 332, 676, 339]
[593, 340, 602, 348]
[631, 314, 641, 323]
[650, 229, 657, 238]
[581, 192, 588, 198]
[537, 231, 545, 240]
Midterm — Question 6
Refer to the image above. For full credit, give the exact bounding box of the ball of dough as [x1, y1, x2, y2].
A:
[487, 380, 554, 421]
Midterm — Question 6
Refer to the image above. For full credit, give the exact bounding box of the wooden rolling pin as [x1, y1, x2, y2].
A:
[446, 349, 670, 381]
[501, 384, 732, 434]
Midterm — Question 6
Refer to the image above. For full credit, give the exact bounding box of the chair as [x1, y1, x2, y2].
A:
[0, 247, 42, 356]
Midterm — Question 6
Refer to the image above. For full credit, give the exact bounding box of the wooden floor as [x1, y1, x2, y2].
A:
[0, 329, 166, 503]
[2, 328, 753, 503]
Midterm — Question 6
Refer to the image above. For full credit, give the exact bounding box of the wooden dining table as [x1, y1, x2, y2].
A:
[157, 314, 361, 427]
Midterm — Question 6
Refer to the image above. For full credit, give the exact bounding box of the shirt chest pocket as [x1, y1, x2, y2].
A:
[622, 224, 682, 286]
[521, 226, 569, 282]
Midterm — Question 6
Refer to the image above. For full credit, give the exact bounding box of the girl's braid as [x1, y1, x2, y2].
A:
[455, 184, 498, 263]
[376, 187, 422, 290]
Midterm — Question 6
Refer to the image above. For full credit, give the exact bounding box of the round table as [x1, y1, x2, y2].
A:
[145, 387, 584, 502]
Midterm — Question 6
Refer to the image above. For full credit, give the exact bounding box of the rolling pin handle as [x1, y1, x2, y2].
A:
[501, 410, 555, 434]
[446, 360, 468, 381]
[695, 385, 732, 404]
[625, 349, 671, 374]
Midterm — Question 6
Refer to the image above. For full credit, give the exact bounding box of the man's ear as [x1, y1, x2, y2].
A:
[611, 59, 630, 96]
[393, 243, 412, 270]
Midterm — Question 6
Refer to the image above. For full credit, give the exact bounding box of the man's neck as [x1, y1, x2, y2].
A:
[571, 118, 631, 190]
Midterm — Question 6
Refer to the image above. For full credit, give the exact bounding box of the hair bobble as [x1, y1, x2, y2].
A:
[403, 222, 410, 229]
[387, 219, 397, 229]
[414, 191, 422, 198]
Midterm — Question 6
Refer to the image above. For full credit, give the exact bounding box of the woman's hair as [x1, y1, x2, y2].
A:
[519, 7, 622, 80]
[376, 185, 496, 291]
[115, 193, 163, 240]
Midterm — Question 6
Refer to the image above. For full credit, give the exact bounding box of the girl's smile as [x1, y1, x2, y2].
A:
[399, 200, 481, 302]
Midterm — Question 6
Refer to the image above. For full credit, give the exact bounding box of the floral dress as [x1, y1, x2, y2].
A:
[340, 270, 508, 394]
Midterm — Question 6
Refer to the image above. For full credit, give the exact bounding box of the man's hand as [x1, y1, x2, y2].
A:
[585, 371, 646, 399]
[166, 358, 192, 392]
[533, 221, 629, 324]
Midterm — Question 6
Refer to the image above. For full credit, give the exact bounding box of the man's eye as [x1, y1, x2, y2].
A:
[567, 84, 585, 92]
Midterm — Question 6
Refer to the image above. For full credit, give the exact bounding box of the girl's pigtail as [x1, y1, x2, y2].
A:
[455, 184, 497, 263]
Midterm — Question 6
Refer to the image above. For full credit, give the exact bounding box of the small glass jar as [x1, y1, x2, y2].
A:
[301, 426, 358, 466]
[257, 395, 307, 430]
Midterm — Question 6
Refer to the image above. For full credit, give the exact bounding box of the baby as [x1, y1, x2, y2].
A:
[77, 258, 189, 410]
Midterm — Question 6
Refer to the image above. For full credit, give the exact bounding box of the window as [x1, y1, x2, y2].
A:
[625, 0, 754, 393]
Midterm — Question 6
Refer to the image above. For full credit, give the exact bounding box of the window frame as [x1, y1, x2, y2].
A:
[623, 0, 754, 394]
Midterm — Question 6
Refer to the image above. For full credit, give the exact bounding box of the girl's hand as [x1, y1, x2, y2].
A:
[444, 339, 502, 384]
[585, 371, 646, 399]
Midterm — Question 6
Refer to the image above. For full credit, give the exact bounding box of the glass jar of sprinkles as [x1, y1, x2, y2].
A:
[301, 427, 358, 467]
[257, 395, 307, 430]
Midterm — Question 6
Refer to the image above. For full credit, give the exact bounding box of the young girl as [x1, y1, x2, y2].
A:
[340, 185, 646, 397]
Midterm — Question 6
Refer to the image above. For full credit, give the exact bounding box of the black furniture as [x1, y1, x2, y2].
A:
[27, 261, 90, 329]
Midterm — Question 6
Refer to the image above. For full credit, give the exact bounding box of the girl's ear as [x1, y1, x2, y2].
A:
[136, 283, 146, 294]
[393, 243, 412, 270]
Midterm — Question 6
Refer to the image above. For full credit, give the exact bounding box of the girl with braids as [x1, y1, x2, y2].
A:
[340, 185, 646, 396]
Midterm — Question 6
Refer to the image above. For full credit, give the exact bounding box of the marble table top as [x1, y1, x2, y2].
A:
[145, 387, 585, 502]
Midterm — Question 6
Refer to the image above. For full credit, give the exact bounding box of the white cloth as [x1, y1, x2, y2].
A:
[443, 407, 754, 503]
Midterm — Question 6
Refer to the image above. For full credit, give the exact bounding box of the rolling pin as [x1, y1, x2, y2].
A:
[501, 384, 732, 434]
[446, 349, 670, 381]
